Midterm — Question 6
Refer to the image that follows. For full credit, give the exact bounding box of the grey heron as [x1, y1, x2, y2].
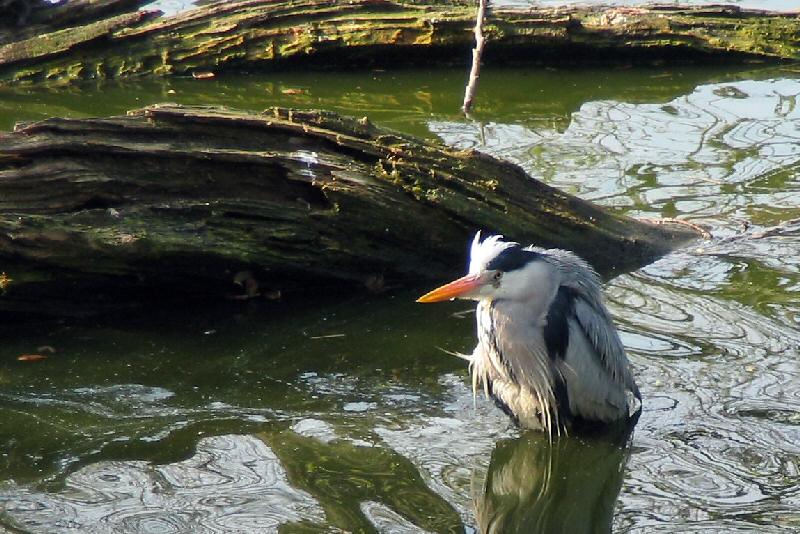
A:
[417, 233, 640, 436]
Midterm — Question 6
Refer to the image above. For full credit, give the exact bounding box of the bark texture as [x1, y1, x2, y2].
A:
[1, 1, 799, 85]
[0, 104, 698, 316]
[0, 0, 152, 44]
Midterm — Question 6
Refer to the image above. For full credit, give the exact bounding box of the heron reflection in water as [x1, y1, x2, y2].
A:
[474, 421, 637, 534]
[418, 233, 641, 437]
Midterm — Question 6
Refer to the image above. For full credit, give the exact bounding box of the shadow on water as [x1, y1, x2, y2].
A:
[263, 430, 464, 533]
[475, 421, 637, 534]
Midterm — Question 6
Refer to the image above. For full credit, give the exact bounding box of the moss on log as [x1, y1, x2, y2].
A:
[0, 104, 697, 316]
[0, 1, 153, 42]
[2, 1, 800, 85]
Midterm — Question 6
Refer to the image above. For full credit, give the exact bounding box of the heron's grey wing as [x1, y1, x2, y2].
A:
[536, 247, 637, 395]
[571, 295, 640, 399]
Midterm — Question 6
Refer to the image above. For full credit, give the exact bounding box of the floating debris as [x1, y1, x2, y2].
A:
[17, 354, 48, 362]
[232, 270, 260, 300]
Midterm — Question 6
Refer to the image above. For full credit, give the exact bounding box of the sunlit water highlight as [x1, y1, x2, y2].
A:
[1, 66, 799, 532]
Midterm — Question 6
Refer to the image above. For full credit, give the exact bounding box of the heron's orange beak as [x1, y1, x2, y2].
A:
[416, 274, 482, 303]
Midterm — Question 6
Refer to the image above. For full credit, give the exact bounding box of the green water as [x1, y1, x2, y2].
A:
[0, 65, 782, 135]
[1, 64, 800, 532]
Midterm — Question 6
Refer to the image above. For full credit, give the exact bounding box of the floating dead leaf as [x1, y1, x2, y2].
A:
[0, 272, 11, 291]
[280, 88, 307, 95]
[192, 71, 215, 79]
[17, 354, 48, 362]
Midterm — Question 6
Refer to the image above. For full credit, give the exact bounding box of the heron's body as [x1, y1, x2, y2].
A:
[418, 234, 640, 435]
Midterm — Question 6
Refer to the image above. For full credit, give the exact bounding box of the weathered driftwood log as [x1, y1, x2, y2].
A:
[0, 0, 152, 45]
[0, 104, 697, 316]
[2, 1, 800, 85]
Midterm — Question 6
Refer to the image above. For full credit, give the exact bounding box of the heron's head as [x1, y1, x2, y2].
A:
[417, 233, 558, 303]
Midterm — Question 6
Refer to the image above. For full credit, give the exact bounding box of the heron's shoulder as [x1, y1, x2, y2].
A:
[524, 246, 601, 290]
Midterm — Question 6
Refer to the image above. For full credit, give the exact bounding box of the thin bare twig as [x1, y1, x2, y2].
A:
[707, 216, 800, 249]
[744, 217, 800, 240]
[462, 0, 488, 114]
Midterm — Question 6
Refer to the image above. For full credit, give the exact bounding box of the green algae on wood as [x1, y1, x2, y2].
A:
[0, 10, 160, 67]
[0, 103, 698, 317]
[0, 0, 154, 46]
[2, 1, 800, 86]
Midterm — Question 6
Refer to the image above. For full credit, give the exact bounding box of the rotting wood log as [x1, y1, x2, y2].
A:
[0, 0, 153, 45]
[0, 104, 698, 317]
[2, 1, 800, 86]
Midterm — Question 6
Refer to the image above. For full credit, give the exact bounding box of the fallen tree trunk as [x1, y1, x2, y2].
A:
[0, 104, 697, 316]
[2, 1, 800, 85]
[0, 0, 152, 45]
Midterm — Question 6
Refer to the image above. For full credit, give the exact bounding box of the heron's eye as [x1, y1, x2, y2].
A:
[492, 271, 503, 282]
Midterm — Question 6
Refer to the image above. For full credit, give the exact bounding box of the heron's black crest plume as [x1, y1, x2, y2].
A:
[486, 246, 542, 273]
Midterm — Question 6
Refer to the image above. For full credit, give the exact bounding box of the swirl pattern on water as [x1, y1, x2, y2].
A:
[0, 435, 324, 533]
[432, 78, 800, 223]
[608, 242, 800, 531]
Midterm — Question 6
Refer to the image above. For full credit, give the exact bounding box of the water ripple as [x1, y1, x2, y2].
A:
[0, 435, 324, 533]
[431, 78, 800, 221]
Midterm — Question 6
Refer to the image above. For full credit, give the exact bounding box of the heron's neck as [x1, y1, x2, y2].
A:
[480, 294, 553, 326]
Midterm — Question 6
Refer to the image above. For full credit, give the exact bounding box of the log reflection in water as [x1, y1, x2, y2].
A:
[474, 421, 637, 534]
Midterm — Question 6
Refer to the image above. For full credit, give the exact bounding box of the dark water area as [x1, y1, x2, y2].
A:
[1, 62, 800, 532]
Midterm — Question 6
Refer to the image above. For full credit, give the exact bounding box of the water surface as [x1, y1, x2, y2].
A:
[1, 64, 800, 532]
